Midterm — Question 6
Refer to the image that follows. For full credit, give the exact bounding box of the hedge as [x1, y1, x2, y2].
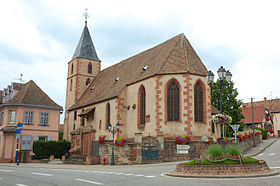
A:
[33, 140, 71, 158]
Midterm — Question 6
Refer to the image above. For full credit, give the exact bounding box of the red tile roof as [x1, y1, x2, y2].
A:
[70, 33, 208, 110]
[241, 106, 265, 124]
[243, 98, 280, 113]
[4, 80, 62, 109]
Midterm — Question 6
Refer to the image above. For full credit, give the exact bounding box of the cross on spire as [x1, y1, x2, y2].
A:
[83, 8, 89, 25]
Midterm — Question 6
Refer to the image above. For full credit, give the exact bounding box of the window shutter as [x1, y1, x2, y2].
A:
[44, 112, 48, 125]
[29, 111, 33, 124]
[24, 111, 28, 124]
[40, 112, 44, 125]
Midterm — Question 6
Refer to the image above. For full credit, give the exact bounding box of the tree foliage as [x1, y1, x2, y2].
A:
[211, 79, 245, 135]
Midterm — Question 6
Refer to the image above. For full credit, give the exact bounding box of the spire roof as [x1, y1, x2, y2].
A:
[72, 24, 101, 62]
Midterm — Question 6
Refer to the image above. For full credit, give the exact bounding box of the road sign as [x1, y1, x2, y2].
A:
[230, 124, 240, 132]
[15, 122, 23, 165]
[230, 124, 240, 143]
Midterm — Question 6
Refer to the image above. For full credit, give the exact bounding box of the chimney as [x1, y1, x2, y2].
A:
[264, 97, 267, 101]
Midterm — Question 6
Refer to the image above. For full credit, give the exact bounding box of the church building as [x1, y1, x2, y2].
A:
[63, 18, 213, 161]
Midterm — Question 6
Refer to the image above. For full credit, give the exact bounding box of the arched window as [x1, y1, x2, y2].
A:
[86, 78, 91, 86]
[88, 63, 92, 74]
[71, 64, 74, 74]
[106, 103, 110, 129]
[167, 80, 179, 121]
[194, 81, 203, 122]
[139, 86, 146, 124]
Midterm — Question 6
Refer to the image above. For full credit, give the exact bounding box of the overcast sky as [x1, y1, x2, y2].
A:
[1, 0, 280, 123]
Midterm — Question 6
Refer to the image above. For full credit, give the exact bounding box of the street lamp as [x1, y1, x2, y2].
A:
[108, 121, 120, 165]
[207, 66, 232, 148]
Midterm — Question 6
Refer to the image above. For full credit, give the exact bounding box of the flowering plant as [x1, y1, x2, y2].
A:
[98, 135, 107, 144]
[176, 136, 191, 144]
[114, 137, 127, 146]
[217, 136, 229, 144]
[212, 114, 232, 126]
[201, 136, 216, 144]
[68, 146, 80, 153]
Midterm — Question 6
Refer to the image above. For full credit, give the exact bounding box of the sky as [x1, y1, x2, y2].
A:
[1, 0, 280, 123]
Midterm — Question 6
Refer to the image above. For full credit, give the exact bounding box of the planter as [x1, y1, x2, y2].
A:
[168, 160, 278, 178]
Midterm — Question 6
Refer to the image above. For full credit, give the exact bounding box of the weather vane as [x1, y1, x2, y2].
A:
[83, 8, 89, 24]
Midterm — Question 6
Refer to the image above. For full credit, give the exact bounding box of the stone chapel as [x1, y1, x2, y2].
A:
[63, 19, 214, 159]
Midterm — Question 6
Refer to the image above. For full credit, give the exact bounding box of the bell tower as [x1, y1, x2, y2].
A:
[64, 10, 101, 140]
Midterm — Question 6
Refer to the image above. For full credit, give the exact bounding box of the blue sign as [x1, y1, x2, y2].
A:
[17, 122, 23, 127]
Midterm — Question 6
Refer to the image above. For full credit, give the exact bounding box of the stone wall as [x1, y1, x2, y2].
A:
[173, 160, 273, 176]
[99, 141, 137, 165]
[97, 135, 262, 165]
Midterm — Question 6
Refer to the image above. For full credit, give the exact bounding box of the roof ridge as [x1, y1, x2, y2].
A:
[157, 34, 182, 73]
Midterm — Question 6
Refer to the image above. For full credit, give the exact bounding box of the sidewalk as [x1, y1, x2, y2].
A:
[243, 137, 278, 157]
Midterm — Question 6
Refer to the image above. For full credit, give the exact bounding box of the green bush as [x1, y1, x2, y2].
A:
[33, 140, 71, 158]
[204, 145, 224, 159]
[225, 145, 241, 156]
[255, 127, 268, 139]
[185, 157, 259, 165]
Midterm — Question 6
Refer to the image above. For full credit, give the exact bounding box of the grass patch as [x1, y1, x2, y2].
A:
[185, 157, 259, 165]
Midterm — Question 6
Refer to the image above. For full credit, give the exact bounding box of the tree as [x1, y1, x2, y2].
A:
[210, 80, 245, 136]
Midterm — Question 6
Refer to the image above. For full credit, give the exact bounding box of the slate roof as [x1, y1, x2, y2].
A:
[72, 24, 101, 62]
[3, 80, 62, 110]
[70, 33, 208, 110]
[243, 98, 280, 113]
[241, 106, 265, 124]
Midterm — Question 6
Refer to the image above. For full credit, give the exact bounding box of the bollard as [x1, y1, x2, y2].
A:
[102, 157, 106, 165]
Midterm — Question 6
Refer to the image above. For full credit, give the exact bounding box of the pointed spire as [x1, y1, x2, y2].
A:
[72, 9, 101, 62]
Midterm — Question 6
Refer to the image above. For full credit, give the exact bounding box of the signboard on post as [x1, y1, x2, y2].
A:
[176, 145, 190, 154]
[15, 122, 23, 165]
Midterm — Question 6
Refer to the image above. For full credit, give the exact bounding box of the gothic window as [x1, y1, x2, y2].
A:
[88, 63, 92, 74]
[139, 86, 146, 124]
[106, 103, 110, 129]
[167, 80, 180, 121]
[194, 81, 203, 122]
[86, 78, 91, 86]
[71, 64, 73, 74]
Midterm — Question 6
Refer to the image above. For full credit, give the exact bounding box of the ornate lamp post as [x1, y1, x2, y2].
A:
[207, 66, 232, 148]
[108, 121, 120, 165]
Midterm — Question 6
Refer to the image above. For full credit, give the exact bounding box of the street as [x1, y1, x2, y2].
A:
[1, 139, 280, 186]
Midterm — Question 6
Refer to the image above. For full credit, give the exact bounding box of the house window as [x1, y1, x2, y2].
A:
[0, 112, 4, 124]
[8, 110, 16, 123]
[106, 103, 110, 129]
[81, 116, 85, 126]
[71, 64, 74, 74]
[24, 111, 34, 124]
[194, 81, 203, 122]
[38, 136, 47, 141]
[74, 111, 77, 120]
[167, 80, 180, 121]
[88, 63, 92, 74]
[39, 112, 49, 126]
[139, 86, 146, 124]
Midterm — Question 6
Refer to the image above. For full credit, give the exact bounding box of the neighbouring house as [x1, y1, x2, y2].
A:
[63, 19, 218, 164]
[241, 106, 271, 129]
[242, 97, 279, 136]
[0, 80, 62, 162]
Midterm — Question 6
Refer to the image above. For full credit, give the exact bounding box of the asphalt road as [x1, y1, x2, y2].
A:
[1, 140, 280, 186]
